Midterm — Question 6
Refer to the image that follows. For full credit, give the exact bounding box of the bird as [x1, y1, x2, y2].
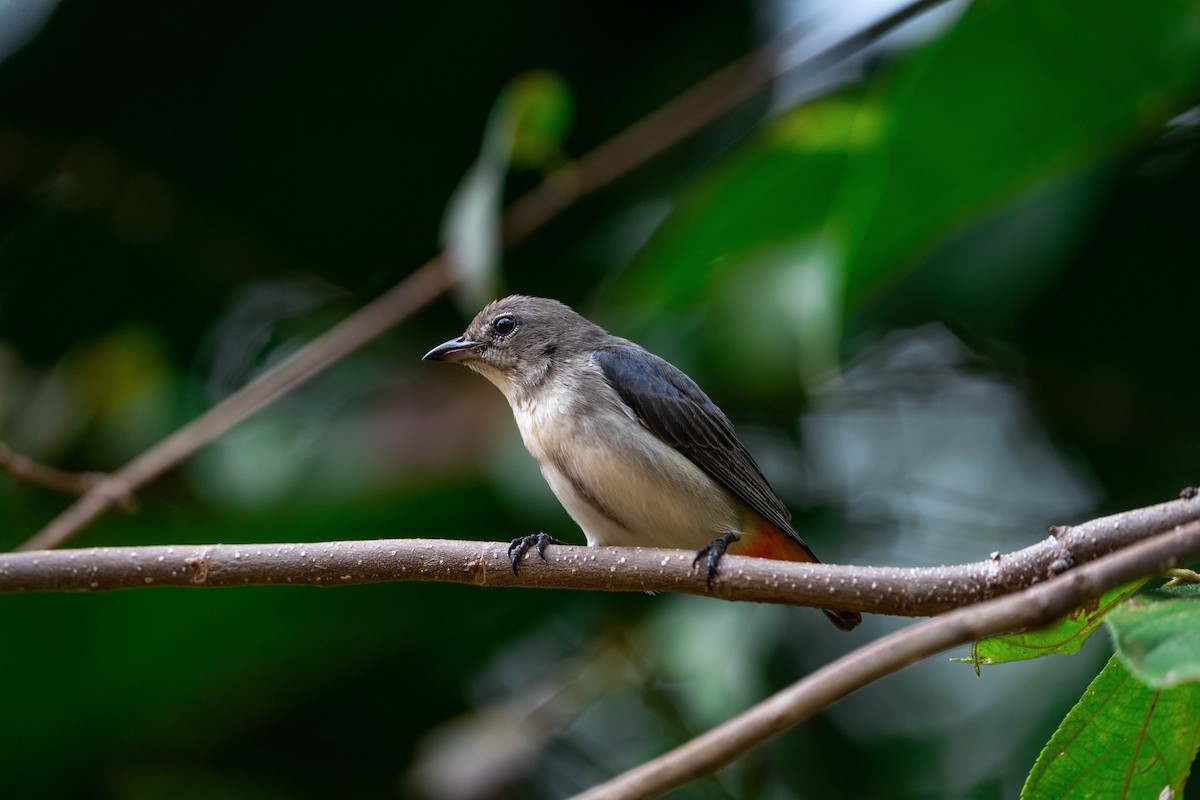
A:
[423, 295, 861, 630]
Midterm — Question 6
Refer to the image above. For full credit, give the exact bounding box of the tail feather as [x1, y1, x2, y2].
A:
[732, 519, 862, 632]
[822, 608, 863, 631]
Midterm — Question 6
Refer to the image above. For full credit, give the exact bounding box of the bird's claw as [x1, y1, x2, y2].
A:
[692, 531, 740, 590]
[507, 533, 567, 574]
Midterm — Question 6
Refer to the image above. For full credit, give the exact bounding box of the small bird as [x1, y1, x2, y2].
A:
[424, 295, 861, 631]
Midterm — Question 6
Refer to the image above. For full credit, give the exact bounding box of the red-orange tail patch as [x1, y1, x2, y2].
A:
[727, 519, 818, 563]
[727, 518, 862, 631]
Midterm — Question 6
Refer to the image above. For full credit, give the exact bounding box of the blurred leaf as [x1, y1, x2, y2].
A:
[442, 158, 505, 311]
[712, 237, 844, 393]
[189, 416, 312, 511]
[622, 92, 869, 311]
[442, 70, 573, 312]
[66, 325, 171, 417]
[840, 0, 1200, 301]
[0, 0, 58, 63]
[500, 70, 573, 170]
[621, 0, 1200, 314]
[1022, 654, 1200, 799]
[64, 325, 177, 458]
[1107, 583, 1200, 689]
[952, 580, 1146, 669]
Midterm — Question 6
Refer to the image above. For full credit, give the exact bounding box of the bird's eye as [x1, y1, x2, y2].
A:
[493, 315, 517, 337]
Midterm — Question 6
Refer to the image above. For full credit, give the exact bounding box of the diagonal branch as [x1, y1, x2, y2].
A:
[571, 520, 1200, 800]
[14, 0, 955, 553]
[3, 493, 1197, 617]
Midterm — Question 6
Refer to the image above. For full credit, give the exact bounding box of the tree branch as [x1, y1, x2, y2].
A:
[572, 520, 1200, 800]
[3, 494, 1197, 615]
[14, 0, 954, 554]
[4, 494, 1196, 798]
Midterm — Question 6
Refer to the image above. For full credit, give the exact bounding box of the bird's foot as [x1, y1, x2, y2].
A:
[693, 531, 741, 590]
[507, 533, 568, 575]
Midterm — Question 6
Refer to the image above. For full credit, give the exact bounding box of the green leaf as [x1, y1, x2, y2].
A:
[839, 0, 1200, 303]
[617, 0, 1200, 314]
[952, 580, 1146, 670]
[619, 92, 867, 311]
[499, 70, 574, 171]
[1107, 583, 1200, 690]
[441, 70, 574, 311]
[1022, 655, 1200, 799]
[442, 159, 505, 311]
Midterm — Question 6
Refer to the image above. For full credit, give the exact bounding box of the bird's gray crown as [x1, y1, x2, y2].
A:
[454, 295, 609, 398]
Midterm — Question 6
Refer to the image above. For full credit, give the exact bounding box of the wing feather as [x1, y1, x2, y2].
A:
[593, 344, 815, 559]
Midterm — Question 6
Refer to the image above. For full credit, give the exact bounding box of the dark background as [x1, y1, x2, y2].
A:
[1, 0, 1198, 797]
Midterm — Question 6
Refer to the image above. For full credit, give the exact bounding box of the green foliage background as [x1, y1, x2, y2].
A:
[1, 1, 1198, 798]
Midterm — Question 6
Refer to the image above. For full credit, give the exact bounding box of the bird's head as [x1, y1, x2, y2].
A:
[423, 295, 604, 400]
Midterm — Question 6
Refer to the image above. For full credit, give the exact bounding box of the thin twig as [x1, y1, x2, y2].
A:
[572, 521, 1200, 800]
[14, 0, 955, 553]
[0, 442, 137, 511]
[3, 494, 1198, 613]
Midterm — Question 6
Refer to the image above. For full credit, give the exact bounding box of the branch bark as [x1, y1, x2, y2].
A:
[572, 520, 1200, 800]
[3, 494, 1197, 617]
[14, 0, 954, 554]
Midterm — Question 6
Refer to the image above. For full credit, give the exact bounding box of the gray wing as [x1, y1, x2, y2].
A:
[593, 343, 815, 559]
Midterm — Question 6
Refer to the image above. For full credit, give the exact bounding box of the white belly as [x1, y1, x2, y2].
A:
[513, 388, 741, 550]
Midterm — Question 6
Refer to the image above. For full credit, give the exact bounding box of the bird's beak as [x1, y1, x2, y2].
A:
[422, 335, 483, 363]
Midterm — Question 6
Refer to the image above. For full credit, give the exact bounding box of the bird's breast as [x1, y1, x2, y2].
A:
[510, 382, 741, 550]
